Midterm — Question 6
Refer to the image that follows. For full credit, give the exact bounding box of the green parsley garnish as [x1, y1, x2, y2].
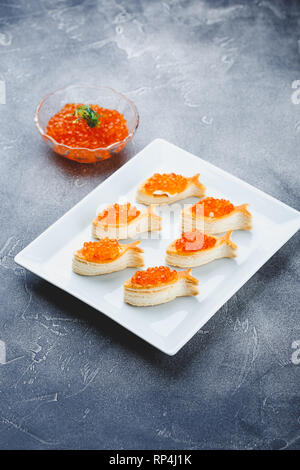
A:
[73, 105, 101, 128]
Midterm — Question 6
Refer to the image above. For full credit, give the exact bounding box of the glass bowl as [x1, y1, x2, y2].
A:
[35, 85, 139, 163]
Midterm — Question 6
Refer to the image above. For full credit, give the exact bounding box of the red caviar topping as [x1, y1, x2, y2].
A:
[175, 230, 216, 253]
[97, 203, 140, 226]
[131, 266, 178, 287]
[78, 239, 120, 262]
[144, 173, 188, 195]
[46, 103, 129, 149]
[191, 197, 234, 218]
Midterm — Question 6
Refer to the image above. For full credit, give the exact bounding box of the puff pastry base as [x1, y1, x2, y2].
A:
[182, 204, 252, 235]
[72, 241, 144, 276]
[124, 269, 199, 307]
[92, 205, 161, 240]
[136, 174, 206, 205]
[166, 231, 237, 268]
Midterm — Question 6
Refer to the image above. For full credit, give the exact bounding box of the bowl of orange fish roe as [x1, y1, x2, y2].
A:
[35, 85, 139, 163]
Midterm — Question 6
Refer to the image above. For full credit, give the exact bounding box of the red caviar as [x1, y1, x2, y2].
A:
[97, 203, 140, 226]
[144, 173, 188, 195]
[191, 197, 235, 218]
[131, 266, 178, 287]
[46, 103, 129, 149]
[175, 230, 216, 253]
[78, 239, 120, 262]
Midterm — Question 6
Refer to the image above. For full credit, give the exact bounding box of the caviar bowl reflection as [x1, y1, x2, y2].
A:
[35, 85, 139, 163]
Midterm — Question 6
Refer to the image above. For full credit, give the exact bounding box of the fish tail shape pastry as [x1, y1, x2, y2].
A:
[166, 229, 237, 268]
[92, 202, 161, 240]
[73, 239, 144, 276]
[136, 172, 206, 205]
[182, 197, 252, 234]
[124, 266, 199, 307]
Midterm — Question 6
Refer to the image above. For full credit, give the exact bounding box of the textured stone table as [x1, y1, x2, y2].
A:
[0, 0, 299, 450]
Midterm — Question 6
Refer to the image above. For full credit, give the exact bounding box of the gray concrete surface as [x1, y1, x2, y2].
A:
[0, 0, 299, 449]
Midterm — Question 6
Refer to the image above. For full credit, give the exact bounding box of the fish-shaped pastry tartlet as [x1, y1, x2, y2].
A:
[124, 266, 199, 307]
[166, 229, 237, 268]
[136, 173, 206, 205]
[182, 197, 252, 234]
[92, 202, 161, 240]
[73, 239, 144, 276]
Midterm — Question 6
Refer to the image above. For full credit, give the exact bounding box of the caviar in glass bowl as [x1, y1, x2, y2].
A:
[35, 85, 139, 163]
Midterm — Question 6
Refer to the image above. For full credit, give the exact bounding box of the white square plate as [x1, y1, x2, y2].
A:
[15, 139, 300, 355]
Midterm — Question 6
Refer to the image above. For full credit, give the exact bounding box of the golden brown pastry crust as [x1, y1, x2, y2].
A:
[123, 269, 199, 306]
[72, 241, 144, 276]
[182, 203, 252, 234]
[136, 173, 206, 205]
[92, 205, 161, 240]
[166, 231, 237, 268]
